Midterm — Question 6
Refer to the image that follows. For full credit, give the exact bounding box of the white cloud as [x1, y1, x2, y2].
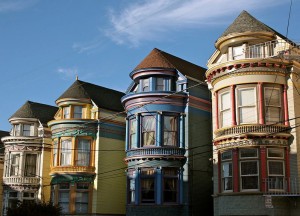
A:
[57, 67, 78, 80]
[0, 0, 37, 12]
[105, 0, 287, 47]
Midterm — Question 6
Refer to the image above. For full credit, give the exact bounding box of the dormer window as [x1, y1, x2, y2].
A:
[23, 124, 31, 136]
[141, 78, 150, 92]
[74, 106, 83, 118]
[63, 107, 70, 119]
[156, 78, 164, 91]
[232, 45, 244, 60]
[62, 105, 84, 119]
[13, 124, 34, 136]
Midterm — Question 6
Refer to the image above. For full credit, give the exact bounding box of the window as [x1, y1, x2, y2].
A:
[129, 119, 137, 149]
[237, 88, 257, 124]
[221, 151, 232, 191]
[267, 148, 285, 191]
[22, 192, 35, 205]
[163, 116, 178, 146]
[264, 88, 281, 124]
[53, 140, 58, 166]
[74, 106, 83, 118]
[156, 78, 164, 91]
[76, 139, 90, 166]
[240, 149, 259, 190]
[10, 154, 20, 176]
[141, 78, 150, 92]
[23, 124, 32, 136]
[142, 116, 156, 146]
[248, 44, 261, 58]
[232, 46, 244, 60]
[58, 183, 70, 213]
[24, 154, 37, 177]
[63, 107, 70, 119]
[60, 139, 72, 166]
[140, 168, 155, 203]
[75, 183, 89, 213]
[14, 124, 20, 136]
[8, 192, 19, 209]
[219, 91, 231, 127]
[163, 168, 178, 203]
[128, 169, 135, 204]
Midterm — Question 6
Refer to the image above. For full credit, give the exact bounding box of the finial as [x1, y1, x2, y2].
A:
[76, 75, 78, 80]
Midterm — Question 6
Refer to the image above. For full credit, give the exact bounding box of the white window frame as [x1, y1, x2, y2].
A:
[236, 87, 257, 124]
[24, 153, 38, 177]
[219, 91, 232, 128]
[60, 139, 72, 166]
[240, 160, 259, 191]
[73, 106, 83, 119]
[264, 87, 281, 124]
[221, 150, 233, 192]
[232, 45, 244, 60]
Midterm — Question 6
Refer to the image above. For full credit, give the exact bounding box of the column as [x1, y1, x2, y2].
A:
[215, 92, 219, 129]
[156, 112, 162, 147]
[156, 167, 162, 204]
[258, 82, 265, 124]
[233, 148, 239, 192]
[179, 113, 185, 148]
[260, 147, 267, 192]
[283, 85, 289, 126]
[231, 85, 236, 126]
[285, 147, 290, 192]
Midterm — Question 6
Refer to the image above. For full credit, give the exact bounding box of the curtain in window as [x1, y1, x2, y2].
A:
[23, 124, 31, 136]
[61, 139, 72, 166]
[129, 119, 137, 149]
[141, 179, 155, 203]
[222, 162, 232, 191]
[238, 88, 256, 123]
[74, 106, 83, 118]
[77, 139, 90, 166]
[14, 125, 20, 136]
[59, 191, 69, 213]
[142, 116, 155, 146]
[220, 92, 231, 127]
[24, 154, 37, 177]
[163, 116, 177, 146]
[10, 154, 20, 176]
[75, 192, 88, 213]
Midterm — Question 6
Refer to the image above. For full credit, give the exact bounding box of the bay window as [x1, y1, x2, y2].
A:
[219, 91, 231, 127]
[163, 116, 178, 146]
[61, 139, 72, 166]
[264, 88, 281, 124]
[13, 124, 34, 136]
[129, 119, 137, 149]
[221, 151, 233, 192]
[10, 154, 20, 176]
[23, 124, 32, 136]
[237, 87, 257, 124]
[142, 116, 156, 146]
[140, 168, 155, 203]
[267, 148, 285, 190]
[76, 139, 91, 166]
[75, 183, 89, 213]
[240, 148, 259, 191]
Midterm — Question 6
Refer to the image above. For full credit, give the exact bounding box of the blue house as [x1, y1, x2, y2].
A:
[122, 48, 213, 216]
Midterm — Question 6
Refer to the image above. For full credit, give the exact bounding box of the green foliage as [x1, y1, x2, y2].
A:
[6, 201, 62, 216]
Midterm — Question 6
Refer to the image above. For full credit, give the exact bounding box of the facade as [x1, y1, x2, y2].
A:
[1, 101, 58, 215]
[122, 48, 212, 216]
[206, 11, 300, 216]
[48, 79, 126, 215]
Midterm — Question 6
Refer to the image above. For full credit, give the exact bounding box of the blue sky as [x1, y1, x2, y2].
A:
[0, 0, 299, 131]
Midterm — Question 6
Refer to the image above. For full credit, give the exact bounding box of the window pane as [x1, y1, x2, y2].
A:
[239, 107, 256, 123]
[10, 154, 20, 176]
[265, 88, 280, 106]
[61, 139, 72, 166]
[239, 89, 255, 106]
[241, 161, 258, 175]
[142, 79, 150, 92]
[14, 125, 20, 136]
[241, 176, 258, 190]
[221, 110, 231, 127]
[142, 116, 156, 146]
[241, 161, 259, 190]
[129, 179, 135, 203]
[164, 178, 177, 202]
[129, 119, 137, 149]
[221, 151, 232, 161]
[233, 46, 244, 60]
[77, 139, 90, 166]
[266, 107, 280, 123]
[23, 124, 31, 136]
[163, 116, 177, 146]
[53, 141, 58, 166]
[221, 92, 230, 110]
[240, 149, 257, 158]
[74, 106, 83, 118]
[24, 154, 37, 177]
[63, 107, 70, 119]
[269, 161, 284, 175]
[141, 179, 155, 203]
[156, 78, 164, 91]
[268, 149, 284, 158]
[222, 162, 232, 177]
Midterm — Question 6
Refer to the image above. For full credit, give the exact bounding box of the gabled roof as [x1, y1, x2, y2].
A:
[221, 10, 274, 37]
[10, 101, 58, 124]
[134, 48, 207, 81]
[57, 80, 125, 112]
[0, 130, 9, 154]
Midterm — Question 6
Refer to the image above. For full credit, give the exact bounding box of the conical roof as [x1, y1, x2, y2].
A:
[57, 80, 125, 112]
[10, 101, 58, 124]
[221, 10, 274, 37]
[134, 48, 206, 81]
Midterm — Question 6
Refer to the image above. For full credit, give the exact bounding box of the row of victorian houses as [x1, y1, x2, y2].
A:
[0, 10, 300, 216]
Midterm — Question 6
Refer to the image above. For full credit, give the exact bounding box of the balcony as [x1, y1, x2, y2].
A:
[125, 147, 186, 161]
[244, 40, 278, 59]
[50, 166, 96, 174]
[215, 124, 291, 138]
[3, 176, 40, 185]
[263, 177, 300, 196]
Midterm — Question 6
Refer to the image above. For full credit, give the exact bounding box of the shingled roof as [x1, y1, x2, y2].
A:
[57, 80, 125, 112]
[134, 48, 207, 81]
[0, 130, 9, 154]
[221, 10, 274, 37]
[10, 101, 58, 124]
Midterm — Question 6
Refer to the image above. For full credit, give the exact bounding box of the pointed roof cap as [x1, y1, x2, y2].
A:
[221, 10, 274, 37]
[134, 48, 206, 81]
[10, 101, 58, 124]
[57, 80, 125, 112]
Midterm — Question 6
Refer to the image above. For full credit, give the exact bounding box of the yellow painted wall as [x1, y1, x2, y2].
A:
[41, 149, 52, 203]
[92, 136, 126, 215]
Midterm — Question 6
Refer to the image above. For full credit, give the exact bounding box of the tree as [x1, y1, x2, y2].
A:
[6, 201, 62, 216]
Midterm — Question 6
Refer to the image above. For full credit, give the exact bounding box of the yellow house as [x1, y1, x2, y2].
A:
[48, 79, 126, 215]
